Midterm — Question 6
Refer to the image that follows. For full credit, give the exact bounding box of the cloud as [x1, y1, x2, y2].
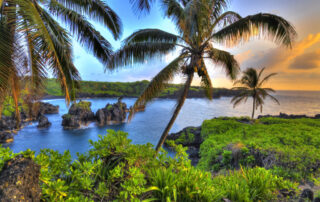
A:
[289, 51, 320, 70]
[238, 33, 320, 72]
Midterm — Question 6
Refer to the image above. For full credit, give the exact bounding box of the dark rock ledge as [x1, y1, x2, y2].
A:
[0, 155, 41, 201]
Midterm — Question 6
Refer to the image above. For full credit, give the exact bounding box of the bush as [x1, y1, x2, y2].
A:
[0, 130, 297, 201]
[197, 117, 320, 181]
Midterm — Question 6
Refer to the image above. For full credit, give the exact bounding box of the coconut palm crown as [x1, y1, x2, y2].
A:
[0, 0, 122, 122]
[109, 0, 296, 153]
[231, 67, 280, 119]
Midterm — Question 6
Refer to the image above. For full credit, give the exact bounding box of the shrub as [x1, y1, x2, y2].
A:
[0, 130, 297, 201]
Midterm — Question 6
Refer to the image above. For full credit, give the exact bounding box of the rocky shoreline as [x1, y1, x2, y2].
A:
[0, 102, 59, 143]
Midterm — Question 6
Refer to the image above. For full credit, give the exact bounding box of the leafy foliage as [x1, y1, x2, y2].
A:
[198, 117, 320, 181]
[0, 0, 121, 119]
[0, 129, 296, 201]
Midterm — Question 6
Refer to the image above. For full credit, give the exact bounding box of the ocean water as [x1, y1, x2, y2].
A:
[4, 90, 320, 156]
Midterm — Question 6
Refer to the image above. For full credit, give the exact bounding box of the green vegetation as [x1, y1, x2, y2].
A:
[0, 130, 296, 201]
[44, 78, 235, 98]
[196, 117, 320, 181]
[73, 101, 91, 111]
[231, 68, 280, 118]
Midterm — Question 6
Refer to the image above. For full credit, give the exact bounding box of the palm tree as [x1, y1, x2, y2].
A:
[109, 0, 296, 154]
[0, 0, 122, 122]
[231, 67, 280, 119]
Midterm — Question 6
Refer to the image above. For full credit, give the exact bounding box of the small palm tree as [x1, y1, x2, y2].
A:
[110, 0, 296, 153]
[0, 0, 122, 122]
[231, 68, 280, 119]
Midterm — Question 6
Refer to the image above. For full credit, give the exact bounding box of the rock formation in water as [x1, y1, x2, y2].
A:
[37, 114, 51, 128]
[96, 98, 127, 125]
[62, 101, 95, 129]
[0, 155, 41, 201]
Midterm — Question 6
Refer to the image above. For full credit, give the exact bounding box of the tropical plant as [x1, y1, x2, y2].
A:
[231, 67, 279, 118]
[109, 0, 296, 154]
[0, 0, 122, 122]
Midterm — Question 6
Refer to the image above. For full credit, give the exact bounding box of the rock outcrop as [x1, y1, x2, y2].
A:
[37, 115, 51, 128]
[37, 102, 59, 115]
[96, 99, 127, 125]
[0, 132, 14, 143]
[165, 126, 202, 165]
[0, 155, 41, 201]
[62, 101, 95, 129]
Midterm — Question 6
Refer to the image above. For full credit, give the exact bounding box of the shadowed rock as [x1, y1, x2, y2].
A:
[62, 101, 95, 129]
[37, 115, 51, 128]
[96, 99, 127, 125]
[0, 132, 14, 144]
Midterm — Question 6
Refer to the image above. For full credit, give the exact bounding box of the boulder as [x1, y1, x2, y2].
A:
[37, 115, 51, 128]
[0, 155, 41, 201]
[62, 101, 95, 129]
[96, 99, 127, 125]
[300, 188, 313, 201]
[0, 132, 14, 143]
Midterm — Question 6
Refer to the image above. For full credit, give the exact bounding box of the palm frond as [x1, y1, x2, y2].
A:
[128, 54, 186, 121]
[48, 0, 113, 66]
[212, 13, 297, 47]
[16, 0, 77, 104]
[206, 46, 239, 80]
[53, 0, 122, 39]
[161, 0, 184, 30]
[130, 0, 154, 13]
[231, 94, 248, 108]
[124, 29, 180, 45]
[108, 42, 176, 69]
[211, 11, 241, 31]
[258, 72, 277, 87]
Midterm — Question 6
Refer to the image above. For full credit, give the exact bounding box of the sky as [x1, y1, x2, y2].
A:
[71, 0, 320, 91]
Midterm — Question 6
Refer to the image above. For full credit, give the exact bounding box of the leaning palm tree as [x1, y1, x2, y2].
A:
[231, 67, 280, 119]
[109, 0, 296, 153]
[0, 0, 121, 123]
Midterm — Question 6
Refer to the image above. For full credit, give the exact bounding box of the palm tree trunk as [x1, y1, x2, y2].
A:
[252, 96, 256, 119]
[155, 73, 194, 154]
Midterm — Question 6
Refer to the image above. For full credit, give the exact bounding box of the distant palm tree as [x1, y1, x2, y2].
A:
[231, 67, 280, 119]
[0, 0, 122, 122]
[109, 0, 296, 153]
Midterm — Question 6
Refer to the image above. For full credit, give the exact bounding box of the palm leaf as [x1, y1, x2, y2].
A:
[124, 28, 180, 45]
[108, 42, 176, 69]
[128, 54, 186, 121]
[212, 13, 297, 47]
[206, 46, 239, 80]
[48, 0, 113, 66]
[54, 0, 122, 39]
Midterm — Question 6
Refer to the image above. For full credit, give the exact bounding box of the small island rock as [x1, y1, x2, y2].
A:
[96, 99, 127, 125]
[62, 101, 95, 129]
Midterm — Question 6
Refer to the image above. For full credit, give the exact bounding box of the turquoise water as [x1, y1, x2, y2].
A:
[5, 91, 320, 156]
